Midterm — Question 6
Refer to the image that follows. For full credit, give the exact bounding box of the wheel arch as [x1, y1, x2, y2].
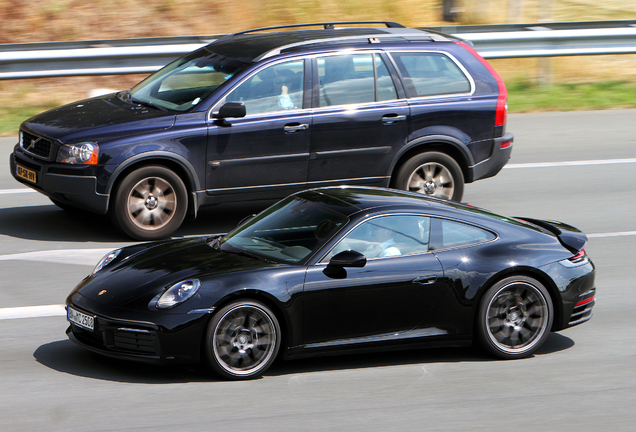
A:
[202, 290, 294, 362]
[470, 267, 564, 334]
[389, 135, 475, 187]
[106, 152, 202, 217]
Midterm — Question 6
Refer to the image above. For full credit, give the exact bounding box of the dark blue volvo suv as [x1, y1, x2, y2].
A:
[10, 21, 513, 239]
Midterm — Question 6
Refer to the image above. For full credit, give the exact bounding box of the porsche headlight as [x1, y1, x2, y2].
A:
[56, 142, 99, 164]
[153, 279, 201, 309]
[92, 249, 121, 275]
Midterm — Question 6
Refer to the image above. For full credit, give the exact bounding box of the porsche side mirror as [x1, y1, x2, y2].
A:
[214, 102, 246, 119]
[329, 250, 366, 268]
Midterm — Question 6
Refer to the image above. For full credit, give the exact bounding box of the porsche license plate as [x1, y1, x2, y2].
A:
[67, 306, 95, 331]
[16, 164, 37, 183]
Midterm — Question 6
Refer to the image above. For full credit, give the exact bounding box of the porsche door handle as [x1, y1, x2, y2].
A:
[284, 124, 309, 133]
[412, 276, 437, 285]
[381, 115, 407, 124]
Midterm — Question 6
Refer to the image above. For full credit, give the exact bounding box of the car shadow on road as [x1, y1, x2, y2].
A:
[34, 333, 574, 384]
[0, 201, 270, 242]
[0, 205, 125, 242]
[33, 340, 209, 384]
[266, 332, 575, 377]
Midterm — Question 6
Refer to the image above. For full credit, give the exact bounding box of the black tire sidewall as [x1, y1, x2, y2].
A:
[110, 166, 187, 240]
[476, 276, 554, 360]
[205, 300, 281, 380]
[395, 151, 464, 202]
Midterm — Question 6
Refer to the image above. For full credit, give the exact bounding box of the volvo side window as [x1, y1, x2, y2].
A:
[224, 59, 304, 115]
[390, 52, 471, 98]
[318, 54, 397, 107]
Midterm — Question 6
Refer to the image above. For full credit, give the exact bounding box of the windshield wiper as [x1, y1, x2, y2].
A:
[206, 235, 223, 250]
[130, 96, 168, 112]
[220, 244, 277, 263]
[117, 89, 132, 103]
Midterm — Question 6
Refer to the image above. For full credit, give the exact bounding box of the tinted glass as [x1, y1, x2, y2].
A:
[434, 219, 495, 249]
[326, 215, 431, 261]
[224, 59, 304, 115]
[318, 54, 375, 106]
[375, 54, 397, 101]
[220, 197, 346, 264]
[390, 52, 471, 97]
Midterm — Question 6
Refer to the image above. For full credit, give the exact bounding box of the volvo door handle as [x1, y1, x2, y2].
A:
[381, 115, 407, 124]
[412, 276, 437, 285]
[284, 123, 309, 133]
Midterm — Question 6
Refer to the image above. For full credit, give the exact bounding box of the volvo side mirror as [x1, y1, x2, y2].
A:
[214, 102, 246, 119]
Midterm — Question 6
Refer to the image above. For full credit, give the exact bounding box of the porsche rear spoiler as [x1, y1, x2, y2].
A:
[516, 217, 587, 253]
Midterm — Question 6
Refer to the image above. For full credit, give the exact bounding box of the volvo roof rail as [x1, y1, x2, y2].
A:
[231, 21, 406, 37]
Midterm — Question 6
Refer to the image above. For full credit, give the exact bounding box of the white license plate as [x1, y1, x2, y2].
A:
[67, 306, 95, 331]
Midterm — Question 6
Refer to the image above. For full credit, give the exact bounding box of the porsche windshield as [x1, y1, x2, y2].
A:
[219, 197, 347, 264]
[127, 49, 248, 112]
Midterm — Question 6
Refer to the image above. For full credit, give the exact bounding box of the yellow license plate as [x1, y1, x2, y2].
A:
[16, 165, 37, 183]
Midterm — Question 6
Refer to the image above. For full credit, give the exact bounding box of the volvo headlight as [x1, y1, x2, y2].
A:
[56, 142, 99, 164]
[92, 249, 122, 275]
[152, 279, 201, 309]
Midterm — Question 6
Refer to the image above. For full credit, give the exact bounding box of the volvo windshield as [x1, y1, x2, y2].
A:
[126, 49, 248, 112]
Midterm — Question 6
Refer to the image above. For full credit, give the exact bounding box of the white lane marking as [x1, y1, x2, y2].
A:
[505, 158, 636, 169]
[588, 231, 636, 238]
[0, 249, 113, 266]
[0, 304, 66, 320]
[0, 188, 37, 195]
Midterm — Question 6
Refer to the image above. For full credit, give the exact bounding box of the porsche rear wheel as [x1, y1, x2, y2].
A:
[477, 276, 553, 359]
[205, 300, 281, 380]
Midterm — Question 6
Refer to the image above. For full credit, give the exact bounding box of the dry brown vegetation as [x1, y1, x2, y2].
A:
[0, 0, 635, 131]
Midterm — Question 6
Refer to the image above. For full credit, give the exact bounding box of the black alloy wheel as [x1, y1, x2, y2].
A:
[395, 151, 464, 202]
[205, 300, 281, 380]
[110, 166, 188, 240]
[477, 276, 554, 359]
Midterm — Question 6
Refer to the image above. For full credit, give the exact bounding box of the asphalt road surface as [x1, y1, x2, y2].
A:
[1, 110, 635, 431]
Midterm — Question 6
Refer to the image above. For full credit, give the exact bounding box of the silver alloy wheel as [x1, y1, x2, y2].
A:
[126, 177, 177, 231]
[212, 304, 278, 377]
[407, 162, 455, 200]
[485, 281, 550, 355]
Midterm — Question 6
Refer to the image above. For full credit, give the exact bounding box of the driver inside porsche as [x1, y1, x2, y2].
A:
[363, 223, 401, 258]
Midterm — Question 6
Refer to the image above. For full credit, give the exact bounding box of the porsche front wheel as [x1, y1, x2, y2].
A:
[205, 301, 281, 380]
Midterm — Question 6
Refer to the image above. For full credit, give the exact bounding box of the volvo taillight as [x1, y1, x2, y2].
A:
[454, 41, 508, 127]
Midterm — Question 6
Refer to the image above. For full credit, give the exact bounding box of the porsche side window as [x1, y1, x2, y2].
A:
[390, 52, 471, 98]
[225, 59, 304, 115]
[325, 215, 431, 261]
[431, 219, 495, 249]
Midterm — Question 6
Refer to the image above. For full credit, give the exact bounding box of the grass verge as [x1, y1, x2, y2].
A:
[508, 81, 636, 112]
[2, 81, 636, 136]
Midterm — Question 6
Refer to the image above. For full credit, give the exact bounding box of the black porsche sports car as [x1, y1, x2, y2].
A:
[66, 187, 596, 380]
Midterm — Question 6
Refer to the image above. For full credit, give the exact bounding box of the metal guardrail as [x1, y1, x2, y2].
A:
[1, 20, 635, 80]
